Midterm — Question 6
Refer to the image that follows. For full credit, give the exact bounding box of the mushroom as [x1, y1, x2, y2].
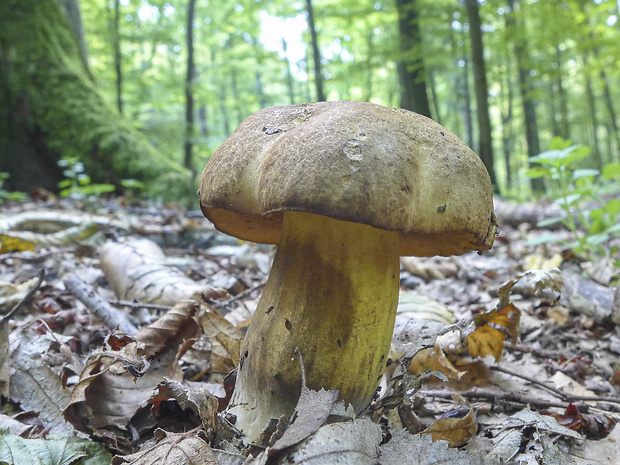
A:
[198, 101, 497, 441]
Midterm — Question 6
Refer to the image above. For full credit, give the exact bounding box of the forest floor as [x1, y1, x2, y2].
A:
[0, 196, 619, 465]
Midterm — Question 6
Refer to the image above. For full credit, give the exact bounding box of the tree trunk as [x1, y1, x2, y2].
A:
[395, 0, 432, 117]
[465, 0, 496, 189]
[184, 0, 196, 182]
[111, 0, 123, 114]
[58, 0, 89, 67]
[365, 29, 374, 102]
[583, 54, 603, 170]
[0, 0, 188, 196]
[305, 0, 325, 101]
[555, 48, 570, 139]
[282, 38, 295, 105]
[500, 60, 514, 190]
[506, 0, 543, 192]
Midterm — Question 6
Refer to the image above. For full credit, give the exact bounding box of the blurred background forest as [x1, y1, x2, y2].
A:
[1, 0, 619, 204]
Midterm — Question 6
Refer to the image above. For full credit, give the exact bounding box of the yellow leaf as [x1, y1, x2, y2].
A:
[424, 408, 478, 447]
[467, 326, 506, 361]
[0, 234, 35, 254]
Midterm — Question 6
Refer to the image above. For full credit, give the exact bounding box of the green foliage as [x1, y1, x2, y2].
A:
[526, 137, 620, 261]
[0, 173, 28, 203]
[57, 157, 116, 199]
[0, 433, 112, 465]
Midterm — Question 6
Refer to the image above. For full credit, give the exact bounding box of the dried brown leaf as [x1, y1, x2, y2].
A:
[198, 309, 243, 368]
[408, 344, 463, 382]
[424, 408, 478, 448]
[151, 378, 219, 433]
[468, 304, 521, 361]
[100, 238, 212, 306]
[63, 333, 181, 435]
[135, 297, 201, 358]
[112, 429, 217, 465]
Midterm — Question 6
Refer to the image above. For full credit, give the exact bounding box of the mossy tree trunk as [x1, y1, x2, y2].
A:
[0, 0, 190, 197]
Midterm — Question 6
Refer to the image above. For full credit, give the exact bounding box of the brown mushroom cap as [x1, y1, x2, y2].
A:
[199, 101, 496, 256]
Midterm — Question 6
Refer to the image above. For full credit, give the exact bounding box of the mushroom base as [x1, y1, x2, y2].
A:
[227, 211, 400, 441]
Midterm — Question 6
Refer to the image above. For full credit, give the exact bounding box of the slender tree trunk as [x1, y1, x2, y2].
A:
[198, 105, 208, 137]
[395, 0, 432, 117]
[500, 60, 514, 190]
[305, 0, 325, 101]
[428, 69, 442, 124]
[184, 0, 196, 181]
[555, 48, 570, 139]
[365, 29, 374, 102]
[598, 67, 620, 158]
[253, 39, 268, 109]
[465, 0, 496, 188]
[282, 38, 295, 105]
[111, 0, 123, 114]
[506, 0, 543, 191]
[583, 54, 603, 170]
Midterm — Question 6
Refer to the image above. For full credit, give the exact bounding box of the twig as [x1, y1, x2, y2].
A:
[222, 280, 267, 305]
[110, 299, 171, 311]
[63, 273, 138, 335]
[490, 365, 570, 400]
[421, 388, 577, 411]
[490, 365, 620, 407]
[2, 269, 45, 321]
[503, 342, 568, 359]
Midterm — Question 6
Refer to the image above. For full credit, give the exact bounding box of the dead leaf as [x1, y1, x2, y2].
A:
[379, 429, 489, 465]
[63, 332, 182, 438]
[424, 407, 478, 447]
[468, 304, 521, 361]
[498, 268, 563, 309]
[112, 429, 217, 465]
[9, 326, 73, 433]
[268, 387, 339, 455]
[135, 297, 202, 358]
[100, 238, 212, 306]
[273, 419, 382, 465]
[150, 378, 219, 434]
[198, 309, 243, 368]
[408, 344, 463, 383]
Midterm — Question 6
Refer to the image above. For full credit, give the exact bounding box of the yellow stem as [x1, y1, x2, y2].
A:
[228, 211, 400, 441]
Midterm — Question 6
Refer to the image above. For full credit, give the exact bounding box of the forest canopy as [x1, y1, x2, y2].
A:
[1, 0, 619, 203]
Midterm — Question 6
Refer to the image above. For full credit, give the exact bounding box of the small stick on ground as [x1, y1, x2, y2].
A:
[2, 269, 45, 321]
[63, 273, 138, 335]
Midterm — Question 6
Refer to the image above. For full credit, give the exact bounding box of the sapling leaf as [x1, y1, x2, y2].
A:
[602, 163, 620, 180]
[525, 167, 551, 179]
[553, 194, 581, 206]
[536, 216, 564, 228]
[549, 136, 572, 150]
[605, 198, 620, 216]
[525, 233, 557, 247]
[572, 168, 599, 180]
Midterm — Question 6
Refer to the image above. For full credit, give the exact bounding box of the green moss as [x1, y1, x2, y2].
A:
[1, 0, 191, 199]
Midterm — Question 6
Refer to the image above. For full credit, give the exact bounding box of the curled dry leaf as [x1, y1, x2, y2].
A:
[99, 238, 213, 306]
[468, 304, 521, 361]
[424, 407, 478, 448]
[63, 333, 182, 437]
[543, 403, 617, 440]
[111, 429, 217, 465]
[408, 343, 463, 383]
[197, 309, 243, 368]
[150, 378, 219, 434]
[134, 296, 202, 358]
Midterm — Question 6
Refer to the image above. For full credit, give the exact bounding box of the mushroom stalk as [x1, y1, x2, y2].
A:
[228, 211, 400, 440]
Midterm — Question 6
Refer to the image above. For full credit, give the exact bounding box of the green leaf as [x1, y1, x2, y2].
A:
[526, 233, 558, 247]
[572, 169, 599, 180]
[549, 136, 572, 151]
[553, 194, 581, 206]
[0, 433, 111, 465]
[601, 163, 620, 180]
[536, 216, 565, 228]
[604, 199, 620, 216]
[526, 167, 551, 179]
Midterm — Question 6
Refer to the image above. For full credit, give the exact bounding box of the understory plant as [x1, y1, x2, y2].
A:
[526, 137, 620, 263]
[57, 157, 116, 199]
[0, 173, 28, 203]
